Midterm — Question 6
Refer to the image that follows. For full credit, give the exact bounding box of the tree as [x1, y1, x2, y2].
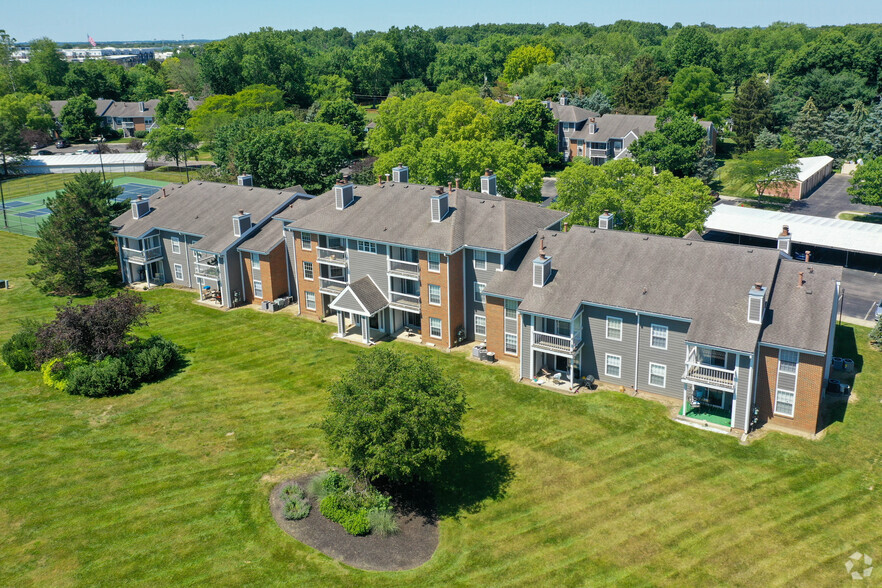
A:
[34, 292, 158, 364]
[501, 99, 557, 162]
[320, 346, 467, 483]
[614, 54, 666, 115]
[502, 44, 555, 83]
[552, 159, 715, 237]
[848, 156, 882, 206]
[146, 125, 198, 167]
[155, 93, 191, 126]
[668, 26, 722, 73]
[666, 66, 726, 124]
[629, 109, 707, 177]
[186, 85, 284, 143]
[754, 128, 780, 150]
[579, 90, 612, 115]
[63, 59, 126, 101]
[240, 29, 309, 106]
[858, 101, 882, 159]
[27, 173, 124, 295]
[160, 55, 204, 96]
[58, 94, 98, 141]
[728, 149, 800, 201]
[731, 76, 773, 152]
[27, 38, 68, 92]
[350, 39, 399, 100]
[315, 98, 366, 141]
[789, 97, 824, 151]
[124, 65, 166, 101]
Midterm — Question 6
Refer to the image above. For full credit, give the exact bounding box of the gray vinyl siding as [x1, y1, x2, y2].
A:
[347, 240, 388, 297]
[520, 313, 533, 379]
[464, 248, 503, 337]
[733, 354, 752, 430]
[582, 305, 637, 387]
[286, 230, 298, 303]
[225, 252, 244, 301]
[636, 316, 690, 399]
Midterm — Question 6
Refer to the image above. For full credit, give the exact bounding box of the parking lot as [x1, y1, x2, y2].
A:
[787, 174, 881, 218]
[841, 267, 882, 324]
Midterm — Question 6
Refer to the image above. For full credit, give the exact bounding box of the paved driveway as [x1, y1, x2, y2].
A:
[539, 177, 557, 207]
[841, 267, 882, 324]
[786, 174, 881, 218]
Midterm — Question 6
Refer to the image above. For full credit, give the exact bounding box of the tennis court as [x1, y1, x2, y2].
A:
[114, 182, 163, 202]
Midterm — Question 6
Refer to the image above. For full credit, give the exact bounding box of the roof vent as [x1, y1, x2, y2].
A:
[747, 282, 767, 324]
[237, 174, 253, 187]
[599, 210, 614, 230]
[392, 164, 409, 183]
[233, 210, 251, 237]
[480, 169, 497, 196]
[335, 177, 354, 210]
[431, 187, 449, 222]
[131, 196, 150, 219]
[777, 224, 792, 255]
[533, 236, 552, 287]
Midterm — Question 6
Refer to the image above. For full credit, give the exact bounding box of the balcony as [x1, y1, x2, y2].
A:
[317, 246, 347, 267]
[532, 330, 581, 355]
[121, 245, 163, 264]
[319, 277, 347, 295]
[388, 258, 420, 280]
[194, 256, 220, 278]
[681, 348, 736, 392]
[389, 291, 420, 312]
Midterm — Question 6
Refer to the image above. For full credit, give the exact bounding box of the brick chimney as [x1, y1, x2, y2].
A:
[798, 271, 804, 288]
[805, 250, 811, 263]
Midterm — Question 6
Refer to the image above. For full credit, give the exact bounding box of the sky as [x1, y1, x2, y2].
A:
[4, 0, 881, 43]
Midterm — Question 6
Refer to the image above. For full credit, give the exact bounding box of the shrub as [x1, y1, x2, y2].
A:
[1, 319, 42, 372]
[870, 321, 882, 349]
[67, 357, 134, 397]
[367, 509, 399, 537]
[319, 494, 371, 536]
[306, 471, 334, 500]
[322, 471, 351, 494]
[283, 497, 311, 520]
[134, 130, 148, 139]
[41, 354, 89, 392]
[127, 335, 181, 382]
[282, 483, 306, 500]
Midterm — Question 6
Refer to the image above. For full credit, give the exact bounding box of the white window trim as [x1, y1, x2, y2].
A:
[173, 263, 183, 281]
[774, 350, 799, 417]
[606, 316, 622, 341]
[305, 291, 316, 310]
[428, 284, 441, 306]
[474, 313, 486, 337]
[504, 299, 518, 319]
[650, 324, 668, 350]
[474, 282, 485, 303]
[473, 249, 487, 270]
[356, 240, 377, 254]
[253, 279, 263, 298]
[303, 261, 314, 281]
[504, 332, 518, 355]
[427, 252, 441, 273]
[250, 252, 260, 271]
[171, 236, 181, 254]
[648, 363, 666, 388]
[301, 233, 312, 251]
[605, 354, 622, 378]
[429, 317, 442, 339]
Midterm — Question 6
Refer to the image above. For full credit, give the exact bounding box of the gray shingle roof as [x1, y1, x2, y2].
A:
[112, 181, 297, 253]
[569, 113, 714, 143]
[103, 99, 159, 118]
[760, 260, 841, 353]
[547, 102, 598, 123]
[237, 219, 285, 254]
[50, 99, 114, 118]
[348, 277, 388, 315]
[485, 226, 790, 353]
[275, 182, 568, 254]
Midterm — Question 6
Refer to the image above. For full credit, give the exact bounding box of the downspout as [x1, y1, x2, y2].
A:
[744, 354, 755, 432]
[239, 251, 247, 303]
[284, 240, 292, 298]
[751, 343, 761, 430]
[634, 311, 640, 391]
[182, 232, 191, 288]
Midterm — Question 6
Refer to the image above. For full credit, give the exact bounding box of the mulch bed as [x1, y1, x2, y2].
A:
[269, 474, 439, 572]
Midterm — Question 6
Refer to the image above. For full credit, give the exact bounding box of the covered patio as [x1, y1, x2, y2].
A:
[328, 277, 389, 346]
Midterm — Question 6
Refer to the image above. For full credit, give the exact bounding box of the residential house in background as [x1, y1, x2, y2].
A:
[111, 177, 310, 308]
[544, 96, 599, 154]
[49, 97, 201, 139]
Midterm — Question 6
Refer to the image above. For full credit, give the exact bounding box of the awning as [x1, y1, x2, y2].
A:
[328, 276, 388, 317]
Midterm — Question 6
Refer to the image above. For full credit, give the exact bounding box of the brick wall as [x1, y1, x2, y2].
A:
[485, 296, 505, 356]
[756, 346, 825, 434]
[294, 231, 323, 318]
[264, 242, 290, 300]
[242, 253, 255, 302]
[419, 250, 450, 348]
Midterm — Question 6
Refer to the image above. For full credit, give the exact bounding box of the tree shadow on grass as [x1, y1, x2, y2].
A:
[432, 438, 515, 519]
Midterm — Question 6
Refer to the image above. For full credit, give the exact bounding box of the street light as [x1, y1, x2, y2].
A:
[91, 135, 106, 182]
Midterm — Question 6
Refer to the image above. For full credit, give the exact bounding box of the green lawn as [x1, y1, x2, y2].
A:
[0, 170, 191, 202]
[2, 230, 881, 585]
[839, 212, 882, 225]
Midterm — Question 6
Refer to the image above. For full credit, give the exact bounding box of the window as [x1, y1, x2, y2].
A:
[250, 252, 260, 271]
[474, 282, 485, 303]
[428, 252, 440, 272]
[171, 236, 181, 254]
[173, 263, 183, 281]
[428, 284, 441, 305]
[305, 291, 316, 310]
[649, 363, 666, 388]
[606, 316, 623, 341]
[253, 280, 263, 298]
[504, 299, 518, 319]
[650, 324, 668, 350]
[356, 240, 377, 254]
[301, 232, 312, 250]
[488, 252, 501, 270]
[475, 314, 486, 337]
[505, 333, 518, 355]
[429, 317, 442, 339]
[303, 261, 314, 280]
[474, 249, 487, 270]
[605, 354, 622, 378]
[775, 349, 799, 417]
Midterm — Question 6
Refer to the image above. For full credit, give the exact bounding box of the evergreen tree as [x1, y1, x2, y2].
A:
[584, 90, 612, 115]
[731, 76, 772, 152]
[790, 97, 824, 151]
[754, 128, 780, 150]
[848, 101, 869, 139]
[614, 54, 666, 115]
[27, 173, 125, 296]
[823, 105, 854, 162]
[858, 100, 882, 159]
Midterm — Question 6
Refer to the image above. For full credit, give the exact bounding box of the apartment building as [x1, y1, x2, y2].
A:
[483, 218, 841, 435]
[111, 178, 309, 307]
[273, 167, 567, 348]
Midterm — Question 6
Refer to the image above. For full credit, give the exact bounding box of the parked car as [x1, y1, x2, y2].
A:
[55, 139, 70, 148]
[875, 299, 882, 321]
[36, 150, 54, 156]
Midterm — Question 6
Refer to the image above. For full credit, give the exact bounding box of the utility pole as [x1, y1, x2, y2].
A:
[0, 153, 8, 228]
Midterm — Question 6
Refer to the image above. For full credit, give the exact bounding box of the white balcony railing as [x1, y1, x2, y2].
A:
[194, 262, 219, 278]
[317, 246, 347, 266]
[121, 245, 162, 263]
[682, 347, 737, 392]
[319, 277, 347, 294]
[532, 330, 580, 354]
[389, 291, 420, 311]
[388, 258, 420, 278]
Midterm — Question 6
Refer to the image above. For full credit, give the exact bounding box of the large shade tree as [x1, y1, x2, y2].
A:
[727, 149, 800, 201]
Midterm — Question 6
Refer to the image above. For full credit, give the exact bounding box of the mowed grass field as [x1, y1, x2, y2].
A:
[1, 231, 881, 586]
